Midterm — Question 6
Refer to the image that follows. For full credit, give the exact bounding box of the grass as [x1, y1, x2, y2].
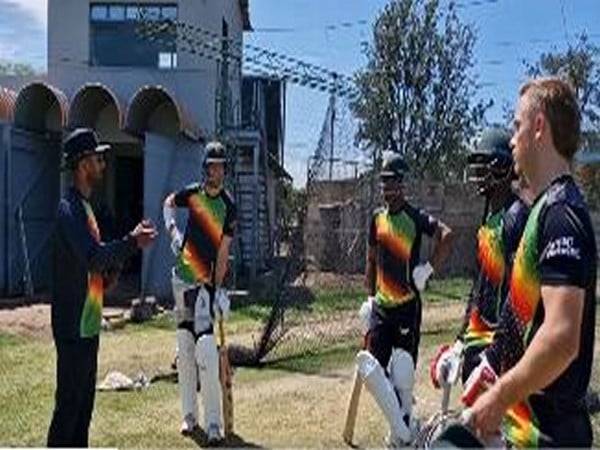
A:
[230, 276, 471, 321]
[2, 278, 595, 448]
[0, 290, 466, 447]
[266, 329, 455, 375]
[137, 276, 471, 350]
[0, 324, 441, 447]
[424, 277, 471, 303]
[0, 320, 466, 448]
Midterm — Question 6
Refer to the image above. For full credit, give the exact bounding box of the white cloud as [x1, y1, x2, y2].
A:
[0, 40, 18, 60]
[0, 0, 47, 68]
[5, 0, 47, 26]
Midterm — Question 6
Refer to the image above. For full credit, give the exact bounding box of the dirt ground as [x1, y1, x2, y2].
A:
[0, 304, 128, 338]
[0, 304, 53, 338]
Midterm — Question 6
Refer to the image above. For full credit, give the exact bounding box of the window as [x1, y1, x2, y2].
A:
[161, 6, 177, 20]
[140, 6, 160, 21]
[89, 3, 177, 68]
[125, 6, 139, 21]
[108, 5, 125, 21]
[90, 5, 108, 21]
[91, 4, 176, 23]
[158, 52, 177, 69]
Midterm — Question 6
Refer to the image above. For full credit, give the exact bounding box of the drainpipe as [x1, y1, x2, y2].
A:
[251, 140, 259, 284]
[3, 124, 11, 296]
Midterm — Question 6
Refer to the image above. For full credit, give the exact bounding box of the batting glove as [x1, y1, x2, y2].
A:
[413, 261, 434, 291]
[430, 340, 464, 389]
[214, 287, 230, 321]
[461, 353, 497, 407]
[358, 296, 375, 333]
[170, 230, 183, 257]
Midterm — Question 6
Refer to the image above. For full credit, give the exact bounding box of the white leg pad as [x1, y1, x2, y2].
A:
[388, 348, 415, 417]
[176, 329, 198, 422]
[196, 334, 222, 431]
[194, 287, 212, 334]
[172, 269, 195, 324]
[356, 350, 411, 444]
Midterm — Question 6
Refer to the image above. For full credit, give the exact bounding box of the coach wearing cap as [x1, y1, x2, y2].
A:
[47, 128, 157, 447]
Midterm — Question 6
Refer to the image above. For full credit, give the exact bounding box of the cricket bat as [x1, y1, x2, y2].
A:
[218, 318, 234, 436]
[342, 368, 363, 445]
[342, 333, 368, 445]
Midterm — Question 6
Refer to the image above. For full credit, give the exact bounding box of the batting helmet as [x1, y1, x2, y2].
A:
[415, 412, 485, 449]
[428, 423, 484, 448]
[203, 141, 227, 169]
[467, 127, 514, 195]
[380, 155, 409, 181]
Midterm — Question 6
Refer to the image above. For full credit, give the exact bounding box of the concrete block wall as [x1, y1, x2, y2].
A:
[305, 178, 484, 278]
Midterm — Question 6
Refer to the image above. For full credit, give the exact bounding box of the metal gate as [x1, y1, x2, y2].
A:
[6, 127, 61, 296]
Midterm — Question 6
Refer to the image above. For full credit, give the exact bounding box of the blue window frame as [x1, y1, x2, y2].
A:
[89, 3, 178, 68]
[107, 5, 125, 21]
[90, 5, 108, 21]
[125, 6, 139, 20]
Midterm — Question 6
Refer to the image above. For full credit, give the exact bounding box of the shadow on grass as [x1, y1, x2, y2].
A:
[234, 285, 365, 317]
[262, 328, 460, 376]
[264, 344, 359, 376]
[187, 428, 263, 448]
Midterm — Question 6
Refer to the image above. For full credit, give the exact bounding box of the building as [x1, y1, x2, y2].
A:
[0, 0, 289, 300]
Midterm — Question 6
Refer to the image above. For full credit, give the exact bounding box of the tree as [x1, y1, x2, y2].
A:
[524, 34, 600, 209]
[525, 33, 600, 137]
[279, 181, 307, 232]
[351, 0, 489, 180]
[0, 61, 36, 77]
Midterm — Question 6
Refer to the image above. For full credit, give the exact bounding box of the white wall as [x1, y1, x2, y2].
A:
[48, 0, 247, 137]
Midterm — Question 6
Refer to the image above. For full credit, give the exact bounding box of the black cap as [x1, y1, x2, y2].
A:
[380, 155, 409, 180]
[62, 128, 110, 170]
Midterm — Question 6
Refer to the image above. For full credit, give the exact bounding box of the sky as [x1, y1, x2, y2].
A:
[1, 0, 599, 185]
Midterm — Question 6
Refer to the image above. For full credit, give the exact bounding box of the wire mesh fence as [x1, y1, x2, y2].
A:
[227, 168, 376, 367]
[223, 89, 380, 367]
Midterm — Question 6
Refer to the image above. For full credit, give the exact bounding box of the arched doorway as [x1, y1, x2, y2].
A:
[126, 85, 203, 300]
[70, 83, 144, 302]
[0, 87, 17, 295]
[9, 82, 67, 295]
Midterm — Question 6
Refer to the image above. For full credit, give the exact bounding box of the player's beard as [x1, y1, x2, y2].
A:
[206, 175, 223, 191]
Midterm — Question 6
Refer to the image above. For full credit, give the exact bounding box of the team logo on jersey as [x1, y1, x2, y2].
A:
[543, 236, 580, 260]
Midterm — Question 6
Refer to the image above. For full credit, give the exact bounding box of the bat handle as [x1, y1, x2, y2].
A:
[441, 383, 451, 414]
[362, 331, 370, 350]
[218, 318, 226, 347]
